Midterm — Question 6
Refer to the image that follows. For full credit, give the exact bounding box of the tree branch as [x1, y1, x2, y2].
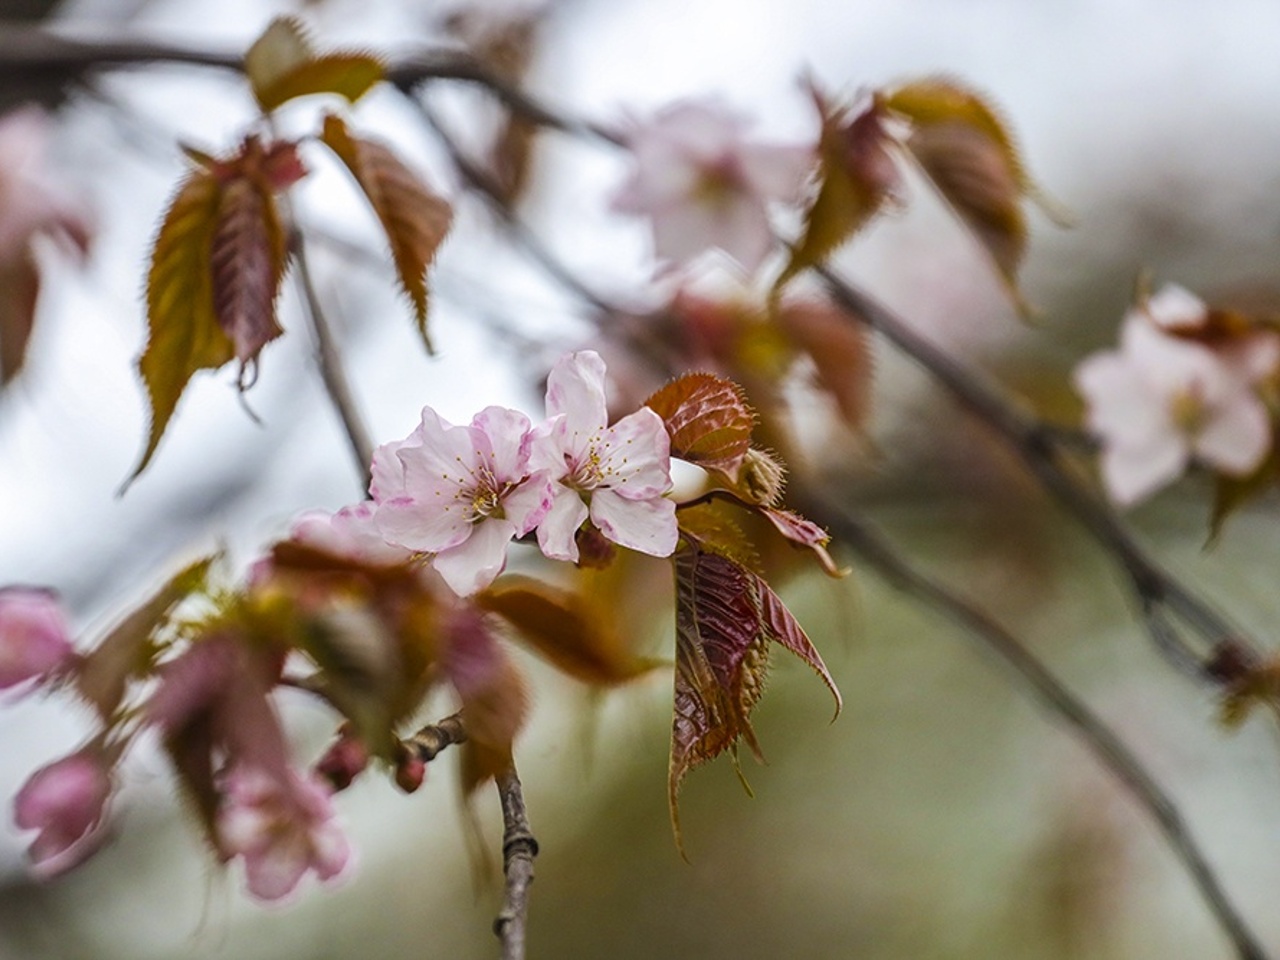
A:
[803, 496, 1269, 960]
[493, 765, 538, 960]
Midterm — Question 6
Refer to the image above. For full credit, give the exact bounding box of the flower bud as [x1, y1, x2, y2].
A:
[14, 748, 112, 878]
[735, 448, 787, 506]
[0, 588, 75, 690]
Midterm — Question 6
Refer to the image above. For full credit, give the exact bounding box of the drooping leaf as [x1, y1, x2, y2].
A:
[244, 16, 384, 114]
[477, 575, 662, 685]
[669, 547, 840, 857]
[132, 169, 232, 483]
[1209, 440, 1280, 543]
[883, 78, 1060, 315]
[0, 250, 39, 386]
[320, 114, 453, 346]
[776, 86, 901, 291]
[209, 175, 287, 380]
[75, 555, 216, 722]
[774, 296, 875, 430]
[758, 506, 844, 578]
[645, 373, 756, 481]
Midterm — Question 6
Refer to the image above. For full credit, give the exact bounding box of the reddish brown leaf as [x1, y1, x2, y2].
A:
[320, 115, 453, 346]
[132, 168, 233, 483]
[776, 86, 901, 291]
[758, 507, 843, 578]
[477, 576, 661, 685]
[210, 176, 286, 378]
[75, 555, 216, 722]
[645, 373, 756, 481]
[669, 547, 839, 857]
[884, 78, 1058, 315]
[244, 17, 384, 114]
[0, 250, 39, 386]
[775, 296, 874, 430]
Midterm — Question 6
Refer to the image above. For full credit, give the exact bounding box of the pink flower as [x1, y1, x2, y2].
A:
[0, 587, 76, 690]
[13, 748, 112, 878]
[1074, 288, 1274, 506]
[217, 764, 351, 903]
[531, 351, 677, 561]
[289, 503, 413, 566]
[0, 106, 90, 262]
[375, 406, 554, 595]
[612, 99, 812, 273]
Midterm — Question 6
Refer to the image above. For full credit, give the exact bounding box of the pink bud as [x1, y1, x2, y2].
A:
[315, 728, 369, 792]
[0, 588, 75, 690]
[13, 748, 112, 878]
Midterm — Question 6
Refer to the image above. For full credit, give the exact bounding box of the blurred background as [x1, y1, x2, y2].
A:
[4, 0, 1280, 957]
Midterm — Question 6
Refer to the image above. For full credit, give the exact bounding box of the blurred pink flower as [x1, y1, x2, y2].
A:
[13, 748, 112, 878]
[289, 503, 413, 566]
[531, 351, 676, 561]
[217, 765, 350, 903]
[1074, 287, 1275, 506]
[0, 587, 76, 690]
[375, 406, 554, 595]
[612, 99, 812, 273]
[0, 106, 90, 262]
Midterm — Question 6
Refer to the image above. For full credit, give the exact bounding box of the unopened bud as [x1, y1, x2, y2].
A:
[736, 448, 787, 506]
[393, 742, 426, 794]
[315, 727, 368, 792]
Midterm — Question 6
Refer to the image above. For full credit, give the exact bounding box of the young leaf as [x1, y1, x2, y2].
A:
[758, 506, 843, 578]
[1209, 441, 1280, 543]
[476, 575, 662, 685]
[0, 250, 39, 386]
[209, 175, 287, 380]
[669, 546, 840, 857]
[645, 373, 756, 481]
[320, 115, 453, 347]
[132, 169, 233, 482]
[244, 16, 384, 114]
[883, 78, 1055, 315]
[776, 86, 901, 291]
[774, 296, 874, 431]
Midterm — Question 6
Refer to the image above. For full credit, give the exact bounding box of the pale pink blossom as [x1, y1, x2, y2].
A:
[375, 406, 554, 595]
[1074, 292, 1273, 506]
[217, 764, 351, 902]
[0, 587, 76, 690]
[13, 748, 112, 878]
[0, 106, 90, 262]
[289, 503, 413, 566]
[612, 99, 813, 273]
[531, 351, 677, 561]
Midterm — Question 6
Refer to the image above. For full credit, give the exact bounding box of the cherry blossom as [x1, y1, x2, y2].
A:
[13, 748, 113, 878]
[0, 587, 76, 690]
[611, 98, 812, 273]
[531, 351, 677, 562]
[0, 106, 91, 263]
[289, 503, 413, 567]
[375, 406, 554, 595]
[1074, 287, 1275, 506]
[217, 764, 351, 903]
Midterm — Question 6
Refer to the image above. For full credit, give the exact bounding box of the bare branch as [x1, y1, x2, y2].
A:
[403, 712, 469, 762]
[803, 496, 1269, 960]
[493, 765, 538, 960]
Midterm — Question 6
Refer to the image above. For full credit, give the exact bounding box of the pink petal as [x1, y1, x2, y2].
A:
[589, 489, 678, 557]
[398, 407, 482, 501]
[1195, 393, 1271, 475]
[503, 472, 555, 537]
[0, 587, 75, 689]
[432, 519, 517, 595]
[369, 432, 421, 501]
[1099, 430, 1189, 507]
[536, 485, 590, 562]
[597, 407, 672, 499]
[544, 351, 609, 442]
[738, 143, 814, 204]
[375, 495, 471, 554]
[1142, 284, 1207, 331]
[14, 749, 112, 878]
[471, 406, 533, 482]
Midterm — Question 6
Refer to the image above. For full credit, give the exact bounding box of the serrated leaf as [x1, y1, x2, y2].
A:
[244, 16, 314, 94]
[320, 115, 452, 346]
[669, 547, 840, 857]
[776, 87, 901, 291]
[0, 250, 39, 386]
[884, 78, 1053, 316]
[774, 296, 874, 430]
[645, 373, 756, 481]
[210, 176, 287, 378]
[131, 169, 233, 483]
[477, 575, 661, 685]
[676, 502, 759, 569]
[758, 506, 844, 578]
[76, 555, 216, 722]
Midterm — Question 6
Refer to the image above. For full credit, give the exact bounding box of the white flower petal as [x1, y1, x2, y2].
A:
[536, 485, 589, 562]
[432, 519, 517, 595]
[597, 407, 672, 499]
[1195, 394, 1272, 475]
[589, 489, 677, 557]
[545, 351, 609, 442]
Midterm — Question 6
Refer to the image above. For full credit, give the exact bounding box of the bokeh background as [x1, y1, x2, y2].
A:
[4, 0, 1280, 957]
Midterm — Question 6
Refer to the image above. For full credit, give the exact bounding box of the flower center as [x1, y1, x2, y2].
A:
[1169, 384, 1208, 434]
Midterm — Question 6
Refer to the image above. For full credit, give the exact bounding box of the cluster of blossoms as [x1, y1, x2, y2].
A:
[2, 587, 350, 900]
[312, 350, 679, 595]
[1074, 284, 1280, 506]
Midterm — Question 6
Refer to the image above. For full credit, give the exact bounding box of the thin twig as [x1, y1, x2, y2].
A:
[403, 712, 469, 762]
[283, 215, 376, 490]
[493, 765, 538, 960]
[803, 496, 1269, 960]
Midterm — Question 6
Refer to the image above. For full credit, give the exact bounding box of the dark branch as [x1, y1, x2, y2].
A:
[493, 765, 538, 960]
